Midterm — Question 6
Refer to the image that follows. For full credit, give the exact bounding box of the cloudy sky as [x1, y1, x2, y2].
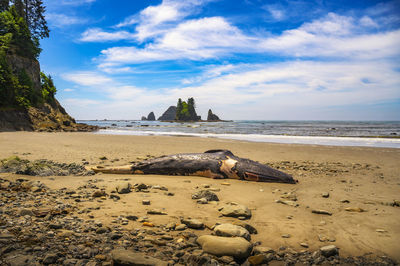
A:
[40, 0, 400, 120]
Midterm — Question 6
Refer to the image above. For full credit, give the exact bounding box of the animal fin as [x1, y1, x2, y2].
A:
[204, 149, 234, 156]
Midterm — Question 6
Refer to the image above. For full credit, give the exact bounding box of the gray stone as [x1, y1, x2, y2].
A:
[175, 224, 187, 231]
[192, 190, 219, 201]
[232, 221, 258, 234]
[197, 235, 252, 259]
[181, 218, 204, 229]
[214, 223, 250, 240]
[111, 248, 167, 265]
[116, 182, 131, 194]
[218, 202, 251, 218]
[19, 208, 34, 216]
[43, 253, 58, 265]
[320, 245, 338, 257]
[6, 255, 34, 266]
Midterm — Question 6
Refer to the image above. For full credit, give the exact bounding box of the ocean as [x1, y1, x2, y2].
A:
[79, 120, 400, 148]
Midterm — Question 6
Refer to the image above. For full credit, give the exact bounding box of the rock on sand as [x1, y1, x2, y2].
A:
[218, 202, 251, 218]
[197, 235, 252, 259]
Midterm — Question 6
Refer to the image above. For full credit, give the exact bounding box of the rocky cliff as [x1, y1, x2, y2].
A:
[158, 106, 177, 121]
[0, 100, 97, 132]
[0, 54, 97, 132]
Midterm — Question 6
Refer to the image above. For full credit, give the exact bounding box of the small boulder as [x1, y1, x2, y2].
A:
[197, 235, 252, 259]
[192, 190, 219, 201]
[320, 245, 338, 257]
[116, 182, 131, 194]
[111, 249, 167, 265]
[181, 218, 204, 229]
[214, 223, 250, 240]
[218, 202, 251, 218]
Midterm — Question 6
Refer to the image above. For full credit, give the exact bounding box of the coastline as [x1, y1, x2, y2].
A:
[1, 132, 399, 263]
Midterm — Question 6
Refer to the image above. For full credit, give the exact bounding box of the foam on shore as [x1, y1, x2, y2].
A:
[95, 129, 400, 148]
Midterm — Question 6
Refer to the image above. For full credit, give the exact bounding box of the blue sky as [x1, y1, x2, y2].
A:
[39, 0, 400, 120]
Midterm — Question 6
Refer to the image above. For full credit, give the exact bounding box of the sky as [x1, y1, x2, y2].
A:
[39, 0, 400, 120]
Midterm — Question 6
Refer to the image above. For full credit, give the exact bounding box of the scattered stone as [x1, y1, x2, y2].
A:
[345, 207, 367, 212]
[142, 199, 151, 205]
[232, 221, 258, 234]
[322, 192, 330, 198]
[181, 218, 204, 229]
[376, 229, 387, 233]
[18, 208, 33, 216]
[197, 235, 252, 259]
[312, 209, 332, 216]
[110, 194, 120, 200]
[275, 199, 299, 207]
[214, 223, 251, 240]
[218, 202, 251, 218]
[142, 222, 155, 227]
[175, 224, 187, 231]
[196, 198, 208, 204]
[111, 249, 167, 266]
[320, 245, 338, 257]
[192, 190, 219, 202]
[252, 246, 274, 255]
[116, 182, 131, 194]
[43, 253, 58, 264]
[248, 254, 270, 265]
[300, 242, 309, 248]
[126, 215, 138, 221]
[221, 183, 230, 186]
[147, 209, 167, 215]
[281, 234, 291, 238]
[340, 199, 350, 203]
[92, 190, 106, 197]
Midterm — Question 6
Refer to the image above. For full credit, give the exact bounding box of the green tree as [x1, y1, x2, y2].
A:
[0, 0, 9, 12]
[40, 71, 56, 103]
[187, 97, 196, 120]
[176, 98, 183, 120]
[9, 0, 49, 39]
[0, 5, 41, 58]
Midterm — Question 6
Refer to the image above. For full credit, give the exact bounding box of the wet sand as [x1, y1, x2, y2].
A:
[1, 132, 399, 262]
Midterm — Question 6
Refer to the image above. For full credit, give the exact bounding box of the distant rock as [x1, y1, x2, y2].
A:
[147, 112, 156, 121]
[207, 109, 220, 121]
[141, 116, 147, 121]
[158, 106, 177, 121]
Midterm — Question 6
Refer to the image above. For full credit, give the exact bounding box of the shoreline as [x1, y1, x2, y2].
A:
[94, 129, 400, 149]
[0, 132, 399, 264]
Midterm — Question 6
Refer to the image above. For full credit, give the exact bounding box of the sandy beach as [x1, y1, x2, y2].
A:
[1, 132, 399, 265]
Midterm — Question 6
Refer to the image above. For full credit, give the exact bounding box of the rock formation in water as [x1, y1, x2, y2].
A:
[158, 106, 177, 121]
[147, 112, 156, 121]
[207, 109, 221, 121]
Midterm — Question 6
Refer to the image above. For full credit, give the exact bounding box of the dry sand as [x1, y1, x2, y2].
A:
[1, 132, 399, 262]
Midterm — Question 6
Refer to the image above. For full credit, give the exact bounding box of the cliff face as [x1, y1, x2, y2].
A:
[6, 54, 41, 92]
[158, 106, 177, 121]
[207, 109, 221, 121]
[0, 100, 97, 132]
[0, 54, 97, 132]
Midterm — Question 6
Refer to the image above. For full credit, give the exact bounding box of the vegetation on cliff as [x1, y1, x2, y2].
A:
[0, 0, 53, 109]
[176, 97, 200, 121]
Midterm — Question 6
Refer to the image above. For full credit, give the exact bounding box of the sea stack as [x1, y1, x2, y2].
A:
[158, 106, 177, 121]
[207, 109, 221, 121]
[147, 112, 156, 121]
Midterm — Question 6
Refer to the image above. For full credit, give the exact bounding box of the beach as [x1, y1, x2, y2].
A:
[1, 132, 399, 264]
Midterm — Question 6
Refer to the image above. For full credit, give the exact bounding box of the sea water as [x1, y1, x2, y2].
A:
[79, 120, 400, 148]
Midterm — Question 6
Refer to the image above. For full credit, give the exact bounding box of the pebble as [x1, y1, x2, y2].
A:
[142, 199, 151, 205]
[312, 209, 332, 216]
[322, 192, 330, 198]
[345, 207, 367, 212]
[181, 218, 204, 229]
[175, 224, 187, 231]
[196, 198, 208, 204]
[111, 249, 167, 266]
[191, 190, 219, 202]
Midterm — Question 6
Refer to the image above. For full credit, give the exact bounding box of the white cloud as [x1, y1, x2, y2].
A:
[80, 28, 135, 42]
[62, 72, 113, 86]
[64, 88, 75, 92]
[46, 13, 88, 28]
[264, 5, 286, 21]
[98, 11, 400, 64]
